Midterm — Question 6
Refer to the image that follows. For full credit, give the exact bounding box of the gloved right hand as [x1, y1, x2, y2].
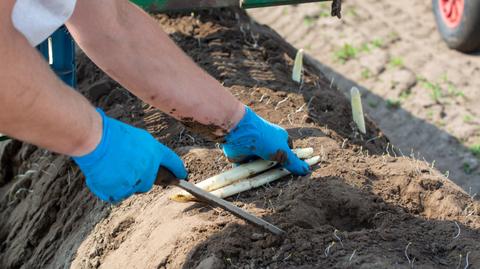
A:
[73, 109, 187, 203]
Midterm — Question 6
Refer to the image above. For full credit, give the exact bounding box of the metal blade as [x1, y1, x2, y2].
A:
[174, 179, 285, 235]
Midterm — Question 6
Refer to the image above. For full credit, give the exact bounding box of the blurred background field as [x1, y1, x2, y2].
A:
[249, 0, 480, 193]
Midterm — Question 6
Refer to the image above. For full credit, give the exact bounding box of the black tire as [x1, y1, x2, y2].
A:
[432, 0, 480, 53]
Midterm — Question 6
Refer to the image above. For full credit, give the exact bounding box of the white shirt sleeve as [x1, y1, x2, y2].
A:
[12, 0, 77, 47]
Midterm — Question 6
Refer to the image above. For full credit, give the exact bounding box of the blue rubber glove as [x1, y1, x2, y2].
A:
[222, 106, 310, 176]
[73, 109, 187, 203]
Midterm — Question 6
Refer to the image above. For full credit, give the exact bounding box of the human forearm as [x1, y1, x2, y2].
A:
[0, 4, 101, 156]
[66, 0, 244, 141]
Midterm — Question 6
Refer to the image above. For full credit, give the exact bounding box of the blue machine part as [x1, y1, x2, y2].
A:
[36, 26, 76, 87]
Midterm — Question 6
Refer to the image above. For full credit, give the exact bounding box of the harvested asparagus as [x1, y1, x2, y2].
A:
[170, 148, 314, 202]
[292, 49, 304, 83]
[178, 156, 320, 202]
[350, 87, 366, 134]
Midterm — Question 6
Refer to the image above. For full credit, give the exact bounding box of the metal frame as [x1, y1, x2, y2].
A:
[130, 0, 328, 11]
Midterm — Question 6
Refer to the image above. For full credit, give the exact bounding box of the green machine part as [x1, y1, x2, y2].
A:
[241, 0, 325, 8]
[130, 0, 329, 12]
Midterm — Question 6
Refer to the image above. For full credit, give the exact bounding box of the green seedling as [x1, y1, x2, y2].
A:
[371, 38, 384, 48]
[463, 163, 473, 174]
[470, 144, 480, 158]
[386, 99, 401, 109]
[388, 31, 400, 41]
[436, 120, 446, 127]
[316, 4, 331, 18]
[389, 56, 404, 68]
[345, 7, 358, 17]
[447, 83, 464, 97]
[420, 78, 442, 102]
[318, 10, 330, 18]
[335, 44, 358, 63]
[368, 100, 379, 108]
[463, 115, 473, 123]
[303, 16, 316, 27]
[426, 110, 434, 120]
[360, 43, 371, 53]
[441, 74, 465, 97]
[441, 73, 449, 82]
[399, 90, 411, 101]
[361, 68, 371, 79]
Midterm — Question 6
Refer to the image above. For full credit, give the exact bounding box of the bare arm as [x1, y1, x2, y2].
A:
[66, 0, 245, 141]
[0, 0, 102, 156]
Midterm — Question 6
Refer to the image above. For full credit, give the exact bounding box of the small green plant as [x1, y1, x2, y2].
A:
[426, 110, 434, 120]
[447, 83, 465, 97]
[318, 10, 331, 18]
[441, 73, 449, 82]
[303, 16, 316, 27]
[388, 31, 400, 41]
[389, 56, 404, 68]
[368, 100, 379, 108]
[463, 115, 473, 123]
[463, 163, 473, 174]
[386, 99, 401, 109]
[359, 43, 371, 53]
[420, 78, 442, 102]
[430, 85, 442, 102]
[361, 68, 371, 79]
[371, 38, 384, 48]
[471, 144, 480, 158]
[399, 90, 411, 101]
[335, 44, 358, 63]
[345, 7, 358, 17]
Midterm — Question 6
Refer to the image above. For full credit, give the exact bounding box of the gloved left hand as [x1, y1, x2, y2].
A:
[222, 106, 310, 176]
[73, 108, 187, 203]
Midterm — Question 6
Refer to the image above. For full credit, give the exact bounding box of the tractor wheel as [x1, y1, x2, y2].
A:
[433, 0, 480, 53]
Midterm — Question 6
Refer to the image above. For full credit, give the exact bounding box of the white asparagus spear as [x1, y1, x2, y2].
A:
[173, 156, 320, 202]
[170, 148, 314, 202]
[292, 49, 304, 83]
[350, 87, 366, 134]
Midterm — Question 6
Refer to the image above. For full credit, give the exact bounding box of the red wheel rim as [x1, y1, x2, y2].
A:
[439, 0, 464, 28]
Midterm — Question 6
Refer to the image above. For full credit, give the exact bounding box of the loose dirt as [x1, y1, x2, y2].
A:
[249, 0, 480, 193]
[0, 8, 479, 269]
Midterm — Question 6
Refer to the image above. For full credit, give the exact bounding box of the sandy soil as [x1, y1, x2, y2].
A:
[249, 0, 480, 194]
[0, 8, 479, 269]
